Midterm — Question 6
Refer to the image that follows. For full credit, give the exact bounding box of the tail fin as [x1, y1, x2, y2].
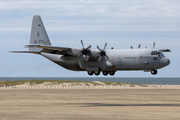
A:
[29, 15, 51, 51]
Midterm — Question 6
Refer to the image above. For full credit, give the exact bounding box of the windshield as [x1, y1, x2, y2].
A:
[151, 51, 165, 58]
[151, 51, 158, 55]
[159, 52, 165, 58]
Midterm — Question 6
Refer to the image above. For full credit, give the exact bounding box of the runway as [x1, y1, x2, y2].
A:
[0, 89, 180, 120]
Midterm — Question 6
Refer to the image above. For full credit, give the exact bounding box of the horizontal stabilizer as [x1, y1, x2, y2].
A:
[9, 51, 40, 54]
[25, 45, 71, 51]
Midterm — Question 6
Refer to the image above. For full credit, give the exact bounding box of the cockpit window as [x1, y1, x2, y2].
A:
[151, 51, 159, 55]
[151, 51, 165, 57]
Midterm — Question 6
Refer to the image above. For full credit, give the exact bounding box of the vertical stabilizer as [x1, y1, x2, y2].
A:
[29, 15, 51, 51]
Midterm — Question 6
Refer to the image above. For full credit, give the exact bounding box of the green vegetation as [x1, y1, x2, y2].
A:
[0, 80, 27, 87]
[0, 80, 101, 87]
[101, 81, 148, 87]
[0, 80, 147, 87]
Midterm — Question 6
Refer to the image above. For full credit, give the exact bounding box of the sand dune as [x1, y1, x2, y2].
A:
[0, 81, 180, 89]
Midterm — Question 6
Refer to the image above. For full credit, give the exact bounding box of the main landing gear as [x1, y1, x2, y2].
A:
[87, 71, 116, 76]
[151, 69, 158, 75]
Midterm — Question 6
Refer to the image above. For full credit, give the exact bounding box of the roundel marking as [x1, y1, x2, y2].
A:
[36, 32, 40, 39]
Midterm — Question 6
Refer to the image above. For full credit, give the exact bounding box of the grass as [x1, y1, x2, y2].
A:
[101, 81, 148, 87]
[0, 80, 147, 87]
[0, 80, 27, 87]
[0, 80, 101, 87]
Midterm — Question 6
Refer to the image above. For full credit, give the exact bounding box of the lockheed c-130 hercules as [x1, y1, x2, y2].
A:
[11, 15, 171, 76]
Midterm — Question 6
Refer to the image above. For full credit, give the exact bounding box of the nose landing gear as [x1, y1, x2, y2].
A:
[151, 69, 158, 75]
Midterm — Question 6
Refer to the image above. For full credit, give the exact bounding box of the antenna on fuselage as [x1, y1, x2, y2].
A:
[153, 42, 155, 49]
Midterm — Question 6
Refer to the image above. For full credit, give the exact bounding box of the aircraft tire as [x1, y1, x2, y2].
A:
[102, 71, 108, 76]
[151, 69, 157, 75]
[109, 71, 115, 76]
[88, 71, 94, 76]
[94, 71, 100, 76]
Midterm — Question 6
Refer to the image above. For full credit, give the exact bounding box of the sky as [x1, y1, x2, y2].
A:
[0, 0, 179, 77]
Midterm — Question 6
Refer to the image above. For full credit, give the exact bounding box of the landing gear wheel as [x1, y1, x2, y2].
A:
[87, 71, 94, 76]
[102, 71, 108, 76]
[151, 69, 157, 75]
[94, 70, 100, 76]
[109, 71, 115, 76]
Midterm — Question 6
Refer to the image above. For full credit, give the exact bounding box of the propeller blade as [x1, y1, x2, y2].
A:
[97, 43, 108, 62]
[105, 55, 109, 60]
[97, 45, 102, 51]
[138, 44, 141, 49]
[131, 46, 133, 49]
[103, 43, 107, 51]
[98, 56, 102, 62]
[81, 40, 84, 48]
[86, 45, 91, 49]
[153, 42, 155, 49]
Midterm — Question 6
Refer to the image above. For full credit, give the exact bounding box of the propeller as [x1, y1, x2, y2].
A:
[130, 46, 133, 49]
[138, 44, 141, 49]
[97, 43, 109, 62]
[153, 42, 155, 49]
[81, 40, 91, 54]
[79, 40, 91, 61]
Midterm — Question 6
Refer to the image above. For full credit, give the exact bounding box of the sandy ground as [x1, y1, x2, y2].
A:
[0, 89, 180, 120]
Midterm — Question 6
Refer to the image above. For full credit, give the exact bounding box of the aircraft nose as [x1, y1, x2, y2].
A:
[160, 58, 170, 66]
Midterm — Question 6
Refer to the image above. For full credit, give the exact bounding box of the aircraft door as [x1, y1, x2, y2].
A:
[114, 56, 122, 69]
[117, 57, 121, 66]
[152, 56, 160, 69]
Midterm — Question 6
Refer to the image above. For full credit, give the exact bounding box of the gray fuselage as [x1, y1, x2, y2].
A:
[41, 48, 170, 72]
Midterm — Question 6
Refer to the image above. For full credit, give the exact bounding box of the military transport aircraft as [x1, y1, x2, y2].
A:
[11, 15, 171, 76]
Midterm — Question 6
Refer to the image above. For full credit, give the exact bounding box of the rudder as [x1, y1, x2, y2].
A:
[29, 15, 51, 51]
